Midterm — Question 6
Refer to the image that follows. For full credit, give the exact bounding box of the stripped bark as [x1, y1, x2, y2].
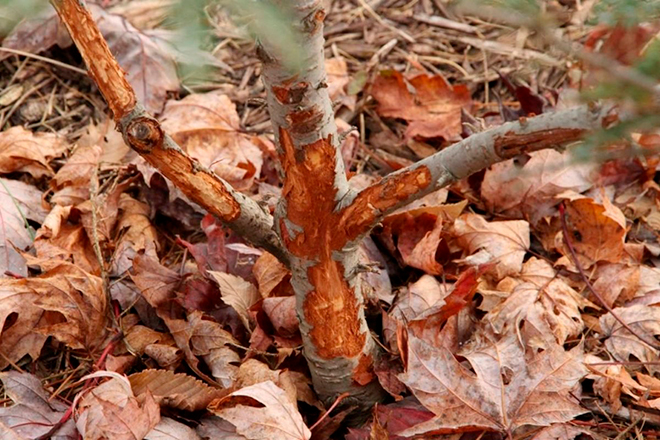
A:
[49, 0, 289, 265]
[258, 0, 385, 406]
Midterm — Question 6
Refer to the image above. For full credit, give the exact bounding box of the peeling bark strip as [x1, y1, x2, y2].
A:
[50, 0, 288, 264]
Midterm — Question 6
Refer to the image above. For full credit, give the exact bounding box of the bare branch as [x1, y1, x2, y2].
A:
[341, 103, 618, 238]
[49, 0, 289, 265]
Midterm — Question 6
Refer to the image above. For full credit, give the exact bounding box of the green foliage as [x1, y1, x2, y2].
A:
[0, 0, 47, 36]
[593, 0, 660, 27]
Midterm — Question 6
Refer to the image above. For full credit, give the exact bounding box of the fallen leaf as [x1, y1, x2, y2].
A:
[252, 251, 290, 298]
[130, 254, 181, 309]
[370, 70, 471, 140]
[0, 371, 77, 439]
[0, 178, 47, 276]
[399, 335, 586, 435]
[209, 271, 260, 330]
[325, 57, 356, 110]
[129, 369, 225, 412]
[76, 371, 160, 440]
[161, 91, 263, 191]
[600, 304, 660, 368]
[262, 296, 298, 337]
[557, 196, 627, 268]
[145, 417, 201, 440]
[0, 126, 68, 178]
[453, 213, 530, 279]
[110, 195, 159, 276]
[208, 381, 311, 440]
[51, 143, 102, 206]
[31, 263, 108, 350]
[481, 149, 597, 225]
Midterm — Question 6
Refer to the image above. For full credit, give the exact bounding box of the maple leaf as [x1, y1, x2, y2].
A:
[453, 213, 530, 279]
[600, 304, 660, 367]
[592, 263, 660, 307]
[399, 335, 587, 436]
[557, 196, 627, 268]
[208, 381, 311, 440]
[486, 258, 592, 347]
[481, 149, 598, 225]
[370, 70, 471, 140]
[0, 178, 47, 276]
[0, 126, 68, 178]
[0, 371, 77, 439]
[160, 92, 264, 191]
[76, 371, 160, 440]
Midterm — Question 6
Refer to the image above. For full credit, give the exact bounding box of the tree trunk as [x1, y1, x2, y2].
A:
[258, 0, 385, 407]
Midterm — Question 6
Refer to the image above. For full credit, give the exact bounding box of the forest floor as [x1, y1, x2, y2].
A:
[1, 0, 660, 439]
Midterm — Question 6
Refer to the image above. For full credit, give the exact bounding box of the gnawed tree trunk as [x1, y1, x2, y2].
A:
[257, 0, 385, 406]
[51, 0, 618, 411]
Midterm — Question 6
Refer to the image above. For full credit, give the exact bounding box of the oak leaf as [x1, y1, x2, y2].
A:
[399, 335, 586, 435]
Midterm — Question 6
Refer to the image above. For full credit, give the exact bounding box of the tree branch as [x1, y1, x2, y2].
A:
[49, 0, 289, 265]
[340, 103, 618, 238]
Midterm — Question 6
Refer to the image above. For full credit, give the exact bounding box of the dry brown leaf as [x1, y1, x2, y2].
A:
[0, 126, 68, 178]
[76, 371, 160, 440]
[51, 143, 102, 206]
[600, 304, 660, 367]
[145, 417, 201, 440]
[0, 178, 47, 276]
[129, 369, 225, 412]
[358, 236, 394, 305]
[32, 263, 108, 350]
[110, 195, 159, 276]
[481, 149, 597, 225]
[252, 252, 290, 298]
[31, 204, 101, 275]
[592, 263, 660, 307]
[0, 277, 49, 368]
[0, 371, 77, 439]
[262, 296, 298, 337]
[453, 213, 530, 279]
[399, 335, 587, 435]
[486, 258, 591, 347]
[530, 424, 595, 440]
[370, 70, 471, 140]
[209, 271, 260, 330]
[208, 381, 311, 440]
[160, 92, 263, 191]
[557, 196, 627, 268]
[130, 254, 181, 309]
[187, 311, 240, 388]
[325, 57, 356, 110]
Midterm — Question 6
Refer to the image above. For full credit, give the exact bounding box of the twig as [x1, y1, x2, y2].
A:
[0, 47, 88, 74]
[309, 392, 351, 431]
[49, 0, 290, 266]
[559, 202, 660, 351]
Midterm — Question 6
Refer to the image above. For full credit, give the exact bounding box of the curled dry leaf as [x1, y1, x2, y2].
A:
[129, 369, 226, 412]
[453, 213, 530, 279]
[600, 304, 660, 368]
[208, 381, 311, 440]
[0, 371, 77, 439]
[50, 143, 102, 207]
[0, 178, 47, 276]
[252, 251, 290, 298]
[557, 196, 627, 268]
[481, 149, 597, 225]
[209, 271, 260, 331]
[30, 204, 97, 272]
[0, 126, 68, 178]
[370, 70, 471, 140]
[399, 335, 587, 436]
[160, 92, 263, 191]
[76, 371, 160, 440]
